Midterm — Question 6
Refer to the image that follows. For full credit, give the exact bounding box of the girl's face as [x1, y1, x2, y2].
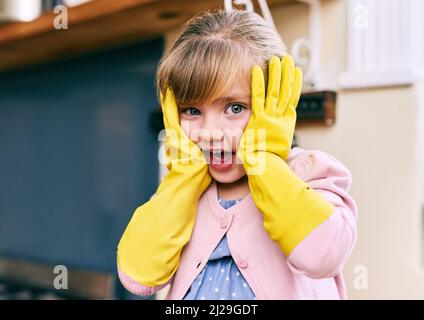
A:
[179, 81, 251, 184]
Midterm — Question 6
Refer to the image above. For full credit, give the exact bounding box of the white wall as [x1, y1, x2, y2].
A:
[274, 0, 424, 299]
[299, 83, 424, 299]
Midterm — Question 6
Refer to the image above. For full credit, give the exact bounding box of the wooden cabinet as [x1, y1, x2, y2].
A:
[0, 0, 293, 71]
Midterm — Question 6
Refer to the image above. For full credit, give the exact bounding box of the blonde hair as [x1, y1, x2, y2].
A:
[156, 9, 286, 107]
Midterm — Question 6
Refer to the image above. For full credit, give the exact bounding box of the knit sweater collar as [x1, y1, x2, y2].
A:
[205, 180, 254, 221]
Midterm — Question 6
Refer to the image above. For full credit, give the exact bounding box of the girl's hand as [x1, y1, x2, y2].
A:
[161, 88, 209, 172]
[236, 55, 302, 174]
[235, 56, 334, 257]
[117, 88, 211, 288]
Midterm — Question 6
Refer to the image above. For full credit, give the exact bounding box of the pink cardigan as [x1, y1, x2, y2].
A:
[118, 147, 358, 299]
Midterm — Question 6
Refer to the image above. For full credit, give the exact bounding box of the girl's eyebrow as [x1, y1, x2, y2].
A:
[216, 95, 251, 102]
[177, 95, 251, 109]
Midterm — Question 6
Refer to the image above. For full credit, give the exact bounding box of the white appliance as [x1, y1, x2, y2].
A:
[63, 0, 92, 7]
[0, 0, 42, 23]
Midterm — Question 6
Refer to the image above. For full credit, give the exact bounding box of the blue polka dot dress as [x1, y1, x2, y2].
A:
[183, 197, 256, 300]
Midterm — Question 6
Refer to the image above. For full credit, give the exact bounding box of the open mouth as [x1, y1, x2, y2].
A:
[203, 150, 235, 170]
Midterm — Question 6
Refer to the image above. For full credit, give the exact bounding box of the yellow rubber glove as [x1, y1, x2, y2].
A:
[237, 56, 334, 256]
[117, 88, 211, 287]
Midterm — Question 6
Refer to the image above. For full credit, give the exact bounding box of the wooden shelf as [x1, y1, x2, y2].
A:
[0, 0, 293, 72]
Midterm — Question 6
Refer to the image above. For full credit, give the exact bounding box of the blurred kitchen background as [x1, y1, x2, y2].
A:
[0, 0, 423, 300]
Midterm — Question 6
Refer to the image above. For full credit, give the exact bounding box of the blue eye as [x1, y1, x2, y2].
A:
[227, 104, 245, 115]
[182, 107, 200, 116]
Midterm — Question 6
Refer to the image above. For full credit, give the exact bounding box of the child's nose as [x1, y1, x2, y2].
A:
[197, 127, 224, 147]
[200, 129, 224, 141]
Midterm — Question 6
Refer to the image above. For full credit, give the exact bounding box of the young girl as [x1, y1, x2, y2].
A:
[117, 9, 357, 300]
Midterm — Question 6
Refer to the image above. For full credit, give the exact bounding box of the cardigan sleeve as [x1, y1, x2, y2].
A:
[117, 266, 173, 296]
[285, 149, 358, 279]
[116, 191, 174, 296]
